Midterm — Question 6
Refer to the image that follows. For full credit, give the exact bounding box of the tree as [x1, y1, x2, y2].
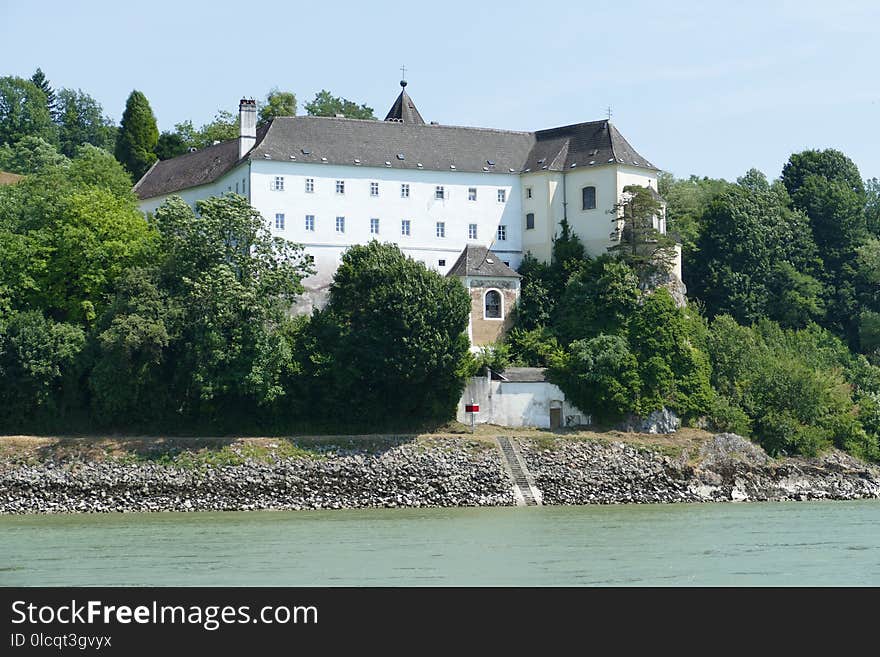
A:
[115, 90, 158, 179]
[0, 135, 67, 174]
[30, 68, 57, 119]
[304, 90, 376, 119]
[155, 131, 188, 160]
[657, 172, 729, 257]
[0, 76, 57, 146]
[782, 149, 865, 200]
[93, 193, 314, 428]
[548, 334, 640, 424]
[259, 89, 297, 127]
[866, 177, 880, 237]
[628, 288, 713, 418]
[608, 184, 678, 282]
[688, 170, 820, 324]
[766, 262, 825, 329]
[0, 310, 85, 429]
[0, 155, 152, 324]
[299, 242, 471, 426]
[552, 256, 640, 345]
[56, 88, 116, 157]
[172, 111, 238, 150]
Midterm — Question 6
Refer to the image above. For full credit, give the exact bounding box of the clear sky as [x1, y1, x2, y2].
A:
[2, 0, 878, 182]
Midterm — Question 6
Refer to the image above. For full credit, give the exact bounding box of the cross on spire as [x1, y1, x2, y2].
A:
[606, 106, 613, 121]
[400, 65, 407, 82]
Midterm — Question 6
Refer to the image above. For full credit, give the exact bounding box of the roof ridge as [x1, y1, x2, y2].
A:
[271, 114, 534, 136]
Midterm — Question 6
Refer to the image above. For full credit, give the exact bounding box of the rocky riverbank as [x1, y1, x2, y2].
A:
[518, 433, 880, 504]
[1, 433, 878, 514]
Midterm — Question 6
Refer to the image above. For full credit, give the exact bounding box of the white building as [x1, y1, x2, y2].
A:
[134, 81, 665, 308]
[458, 368, 589, 429]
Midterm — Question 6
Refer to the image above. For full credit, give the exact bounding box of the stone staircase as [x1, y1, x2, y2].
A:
[496, 437, 542, 507]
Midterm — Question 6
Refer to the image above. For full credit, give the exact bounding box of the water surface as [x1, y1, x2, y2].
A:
[1, 501, 878, 586]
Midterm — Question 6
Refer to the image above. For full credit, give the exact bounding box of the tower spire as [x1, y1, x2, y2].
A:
[384, 74, 425, 124]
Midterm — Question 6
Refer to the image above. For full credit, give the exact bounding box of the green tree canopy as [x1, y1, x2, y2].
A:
[548, 334, 640, 424]
[608, 184, 678, 282]
[0, 135, 68, 174]
[56, 88, 116, 157]
[0, 76, 57, 146]
[90, 194, 314, 428]
[657, 172, 729, 257]
[688, 170, 821, 325]
[114, 90, 158, 179]
[259, 89, 297, 127]
[297, 242, 470, 426]
[30, 68, 57, 119]
[304, 90, 376, 119]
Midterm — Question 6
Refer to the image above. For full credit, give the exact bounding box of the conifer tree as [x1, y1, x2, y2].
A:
[115, 90, 158, 180]
[30, 68, 57, 119]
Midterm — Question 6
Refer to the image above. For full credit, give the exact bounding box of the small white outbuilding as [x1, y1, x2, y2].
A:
[457, 367, 590, 429]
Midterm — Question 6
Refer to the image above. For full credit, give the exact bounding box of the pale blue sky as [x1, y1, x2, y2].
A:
[2, 0, 878, 181]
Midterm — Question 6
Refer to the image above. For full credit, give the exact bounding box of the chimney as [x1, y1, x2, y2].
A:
[238, 98, 257, 158]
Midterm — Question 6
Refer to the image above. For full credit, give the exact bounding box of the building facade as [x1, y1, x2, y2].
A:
[135, 81, 665, 309]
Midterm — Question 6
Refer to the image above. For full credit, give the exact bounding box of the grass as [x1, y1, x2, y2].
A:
[0, 427, 715, 467]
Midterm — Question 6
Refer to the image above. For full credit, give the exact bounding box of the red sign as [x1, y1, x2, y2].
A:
[465, 404, 480, 413]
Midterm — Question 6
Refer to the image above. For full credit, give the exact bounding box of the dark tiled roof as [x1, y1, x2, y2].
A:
[522, 120, 656, 172]
[134, 106, 658, 200]
[248, 116, 535, 174]
[384, 83, 425, 125]
[446, 245, 521, 278]
[134, 137, 244, 200]
[492, 367, 547, 382]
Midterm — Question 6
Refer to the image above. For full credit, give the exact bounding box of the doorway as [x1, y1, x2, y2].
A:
[550, 407, 562, 429]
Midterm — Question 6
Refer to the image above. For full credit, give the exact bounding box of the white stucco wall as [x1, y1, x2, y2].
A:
[457, 375, 589, 428]
[248, 160, 523, 307]
[137, 154, 667, 312]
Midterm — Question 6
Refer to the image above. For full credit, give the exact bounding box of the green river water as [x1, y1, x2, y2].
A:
[1, 501, 878, 586]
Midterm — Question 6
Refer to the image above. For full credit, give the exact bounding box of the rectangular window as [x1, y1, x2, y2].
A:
[242, 178, 247, 194]
[468, 187, 477, 201]
[436, 221, 445, 238]
[497, 224, 507, 241]
[336, 180, 345, 194]
[526, 187, 532, 199]
[370, 218, 380, 234]
[435, 186, 445, 200]
[235, 182, 239, 193]
[582, 186, 596, 210]
[275, 213, 285, 230]
[439, 259, 446, 267]
[468, 223, 478, 240]
[401, 219, 411, 236]
[272, 176, 284, 191]
[370, 181, 379, 197]
[401, 183, 410, 198]
[305, 214, 315, 231]
[336, 216, 345, 233]
[305, 178, 314, 193]
[526, 212, 535, 230]
[497, 189, 506, 203]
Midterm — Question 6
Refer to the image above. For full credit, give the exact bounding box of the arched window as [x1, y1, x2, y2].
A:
[485, 290, 502, 319]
